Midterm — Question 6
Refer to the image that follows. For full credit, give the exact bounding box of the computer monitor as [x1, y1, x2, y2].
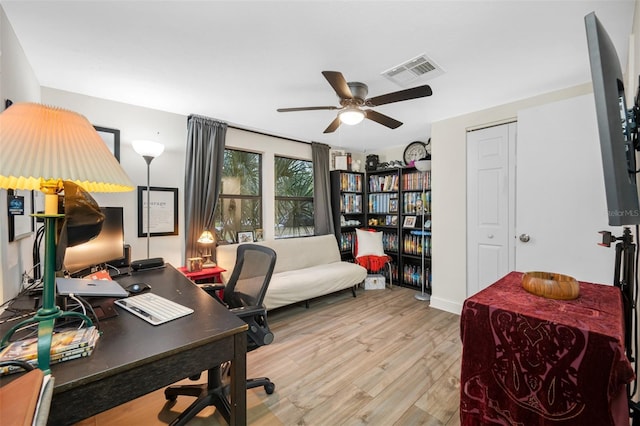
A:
[585, 11, 640, 226]
[63, 206, 125, 276]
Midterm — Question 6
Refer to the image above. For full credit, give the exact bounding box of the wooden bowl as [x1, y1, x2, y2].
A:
[521, 271, 580, 300]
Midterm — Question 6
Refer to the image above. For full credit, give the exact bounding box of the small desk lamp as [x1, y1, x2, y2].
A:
[132, 140, 165, 259]
[0, 103, 134, 373]
[414, 159, 431, 302]
[197, 230, 216, 268]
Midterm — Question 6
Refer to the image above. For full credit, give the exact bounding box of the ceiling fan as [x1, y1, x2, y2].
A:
[277, 71, 433, 134]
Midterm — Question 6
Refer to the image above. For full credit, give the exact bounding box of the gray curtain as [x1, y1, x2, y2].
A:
[312, 142, 334, 235]
[184, 115, 227, 261]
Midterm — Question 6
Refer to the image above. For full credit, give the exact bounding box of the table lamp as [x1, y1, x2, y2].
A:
[0, 103, 134, 373]
[197, 230, 216, 268]
[132, 139, 165, 259]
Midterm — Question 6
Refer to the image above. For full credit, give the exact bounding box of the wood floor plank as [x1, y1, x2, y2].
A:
[76, 286, 462, 425]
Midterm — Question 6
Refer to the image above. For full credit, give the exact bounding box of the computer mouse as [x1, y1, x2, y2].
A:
[126, 282, 151, 294]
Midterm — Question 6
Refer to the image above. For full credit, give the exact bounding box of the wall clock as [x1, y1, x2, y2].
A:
[403, 141, 428, 165]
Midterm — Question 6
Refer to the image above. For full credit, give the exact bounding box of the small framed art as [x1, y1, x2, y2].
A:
[7, 189, 34, 242]
[237, 231, 254, 243]
[403, 216, 416, 228]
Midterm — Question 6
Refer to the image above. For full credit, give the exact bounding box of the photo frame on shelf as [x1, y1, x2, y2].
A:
[137, 186, 179, 237]
[389, 198, 398, 213]
[237, 231, 254, 243]
[254, 229, 264, 241]
[8, 189, 34, 242]
[403, 215, 416, 228]
[94, 126, 121, 162]
[330, 149, 346, 170]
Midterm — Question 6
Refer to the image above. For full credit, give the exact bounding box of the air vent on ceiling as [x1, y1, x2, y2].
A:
[382, 53, 444, 87]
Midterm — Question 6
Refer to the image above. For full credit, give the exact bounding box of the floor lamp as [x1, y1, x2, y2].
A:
[132, 140, 165, 259]
[0, 103, 134, 373]
[414, 159, 431, 302]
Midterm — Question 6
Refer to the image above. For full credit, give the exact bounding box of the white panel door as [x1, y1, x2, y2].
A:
[467, 123, 516, 296]
[516, 94, 616, 284]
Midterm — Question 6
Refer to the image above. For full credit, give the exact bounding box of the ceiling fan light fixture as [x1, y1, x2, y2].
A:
[339, 107, 365, 125]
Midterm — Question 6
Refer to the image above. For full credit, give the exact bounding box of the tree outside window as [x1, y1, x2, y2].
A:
[275, 156, 314, 238]
[214, 149, 262, 243]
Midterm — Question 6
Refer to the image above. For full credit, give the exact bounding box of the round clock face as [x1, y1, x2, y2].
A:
[403, 141, 427, 165]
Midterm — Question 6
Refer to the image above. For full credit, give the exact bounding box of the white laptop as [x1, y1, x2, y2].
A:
[56, 277, 129, 298]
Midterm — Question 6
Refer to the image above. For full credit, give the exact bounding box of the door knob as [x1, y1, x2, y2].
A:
[519, 234, 530, 243]
[487, 234, 494, 239]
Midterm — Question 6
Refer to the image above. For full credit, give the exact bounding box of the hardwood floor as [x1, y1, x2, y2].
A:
[76, 286, 462, 425]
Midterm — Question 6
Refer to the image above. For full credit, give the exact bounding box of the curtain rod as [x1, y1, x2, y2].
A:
[187, 114, 312, 146]
[228, 124, 312, 146]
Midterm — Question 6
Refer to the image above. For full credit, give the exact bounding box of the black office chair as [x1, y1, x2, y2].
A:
[165, 244, 277, 425]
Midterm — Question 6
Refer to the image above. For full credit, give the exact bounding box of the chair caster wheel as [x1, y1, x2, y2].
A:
[165, 393, 177, 402]
[264, 382, 275, 394]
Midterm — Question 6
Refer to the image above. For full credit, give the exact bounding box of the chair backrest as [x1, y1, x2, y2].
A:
[223, 244, 277, 309]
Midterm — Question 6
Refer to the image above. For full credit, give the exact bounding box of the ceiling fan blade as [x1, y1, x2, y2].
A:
[366, 85, 432, 107]
[323, 116, 342, 133]
[277, 106, 339, 112]
[322, 71, 353, 100]
[365, 109, 403, 129]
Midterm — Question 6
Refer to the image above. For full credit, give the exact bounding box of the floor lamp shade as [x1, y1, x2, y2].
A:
[0, 102, 134, 373]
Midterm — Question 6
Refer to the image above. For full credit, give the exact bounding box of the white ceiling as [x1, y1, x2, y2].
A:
[1, 0, 636, 152]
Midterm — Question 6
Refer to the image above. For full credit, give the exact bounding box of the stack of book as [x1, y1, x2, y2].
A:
[0, 326, 99, 375]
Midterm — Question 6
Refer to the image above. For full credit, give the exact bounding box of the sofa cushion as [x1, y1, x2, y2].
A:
[355, 228, 385, 258]
[216, 234, 342, 282]
[263, 262, 367, 310]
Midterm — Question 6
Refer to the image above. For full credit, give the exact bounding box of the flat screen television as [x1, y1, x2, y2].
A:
[63, 206, 125, 276]
[585, 11, 640, 226]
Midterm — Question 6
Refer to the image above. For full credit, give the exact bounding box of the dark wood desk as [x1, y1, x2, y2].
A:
[0, 265, 248, 425]
[460, 271, 635, 426]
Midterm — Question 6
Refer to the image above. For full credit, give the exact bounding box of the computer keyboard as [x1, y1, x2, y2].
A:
[114, 293, 194, 325]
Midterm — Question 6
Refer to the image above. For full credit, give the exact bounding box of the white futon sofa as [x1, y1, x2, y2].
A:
[215, 234, 367, 310]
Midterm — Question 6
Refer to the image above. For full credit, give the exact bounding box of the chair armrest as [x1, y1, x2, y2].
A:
[229, 305, 266, 319]
[198, 283, 224, 292]
[197, 283, 226, 304]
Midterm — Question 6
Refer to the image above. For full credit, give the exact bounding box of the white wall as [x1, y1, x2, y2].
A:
[430, 84, 593, 314]
[0, 6, 41, 303]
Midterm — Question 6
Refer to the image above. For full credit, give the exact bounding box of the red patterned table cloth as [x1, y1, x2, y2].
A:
[460, 271, 635, 425]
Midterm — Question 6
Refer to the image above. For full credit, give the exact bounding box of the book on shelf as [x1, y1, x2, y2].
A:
[0, 326, 100, 375]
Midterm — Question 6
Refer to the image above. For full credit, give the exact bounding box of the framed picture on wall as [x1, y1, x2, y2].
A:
[8, 189, 34, 241]
[94, 126, 121, 162]
[137, 186, 179, 237]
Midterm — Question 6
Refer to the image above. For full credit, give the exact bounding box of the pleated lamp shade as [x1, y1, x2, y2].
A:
[0, 103, 134, 193]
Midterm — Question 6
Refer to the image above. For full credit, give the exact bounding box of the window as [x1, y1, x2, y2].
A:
[275, 156, 314, 238]
[214, 149, 262, 243]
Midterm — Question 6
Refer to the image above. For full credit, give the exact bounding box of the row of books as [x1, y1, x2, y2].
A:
[0, 326, 100, 375]
[403, 264, 430, 287]
[338, 172, 363, 192]
[402, 171, 431, 191]
[403, 192, 431, 214]
[403, 234, 431, 256]
[368, 193, 399, 214]
[368, 174, 399, 193]
[339, 193, 362, 213]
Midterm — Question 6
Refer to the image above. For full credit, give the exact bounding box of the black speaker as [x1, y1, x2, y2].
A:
[130, 257, 165, 271]
[108, 244, 131, 268]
